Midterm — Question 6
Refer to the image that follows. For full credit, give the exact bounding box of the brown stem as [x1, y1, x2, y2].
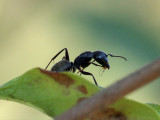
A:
[55, 58, 160, 120]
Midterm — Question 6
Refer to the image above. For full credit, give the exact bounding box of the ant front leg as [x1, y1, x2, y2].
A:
[77, 61, 101, 75]
[45, 48, 70, 70]
[91, 62, 102, 67]
[78, 62, 101, 75]
[87, 60, 102, 67]
[78, 68, 98, 86]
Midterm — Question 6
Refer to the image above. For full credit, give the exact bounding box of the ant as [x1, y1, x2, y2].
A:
[45, 48, 127, 86]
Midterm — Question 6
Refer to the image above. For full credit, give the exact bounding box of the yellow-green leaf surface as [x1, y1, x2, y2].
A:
[110, 99, 160, 120]
[0, 68, 99, 117]
[147, 103, 160, 117]
[0, 68, 159, 120]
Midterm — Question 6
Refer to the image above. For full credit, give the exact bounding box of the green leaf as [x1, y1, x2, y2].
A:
[147, 103, 160, 117]
[0, 68, 159, 120]
[0, 68, 100, 117]
[110, 99, 160, 120]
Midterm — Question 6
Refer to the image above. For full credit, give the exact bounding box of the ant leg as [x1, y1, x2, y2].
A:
[78, 68, 98, 86]
[77, 67, 85, 75]
[79, 63, 101, 75]
[45, 48, 69, 70]
[91, 62, 102, 67]
[62, 48, 69, 61]
[89, 60, 102, 67]
[78, 62, 101, 74]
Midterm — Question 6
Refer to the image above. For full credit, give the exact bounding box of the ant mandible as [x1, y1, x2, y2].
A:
[45, 48, 127, 86]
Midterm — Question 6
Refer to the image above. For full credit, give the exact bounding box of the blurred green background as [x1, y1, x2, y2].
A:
[0, 0, 160, 119]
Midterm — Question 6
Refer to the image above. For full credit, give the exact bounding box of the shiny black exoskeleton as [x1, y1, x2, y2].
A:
[45, 48, 127, 86]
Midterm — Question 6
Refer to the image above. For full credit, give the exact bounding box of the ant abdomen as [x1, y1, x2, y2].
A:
[51, 60, 72, 72]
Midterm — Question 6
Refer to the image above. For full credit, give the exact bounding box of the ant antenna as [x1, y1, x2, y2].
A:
[108, 54, 127, 61]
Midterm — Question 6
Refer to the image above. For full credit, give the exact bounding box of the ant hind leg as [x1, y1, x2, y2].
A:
[45, 48, 70, 70]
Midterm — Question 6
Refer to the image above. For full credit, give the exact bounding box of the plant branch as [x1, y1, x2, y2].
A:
[55, 58, 160, 120]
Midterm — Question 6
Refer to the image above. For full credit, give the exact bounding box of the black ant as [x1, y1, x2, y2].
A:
[45, 48, 127, 86]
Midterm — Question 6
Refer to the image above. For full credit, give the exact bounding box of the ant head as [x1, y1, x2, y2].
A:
[93, 51, 110, 70]
[93, 51, 127, 70]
